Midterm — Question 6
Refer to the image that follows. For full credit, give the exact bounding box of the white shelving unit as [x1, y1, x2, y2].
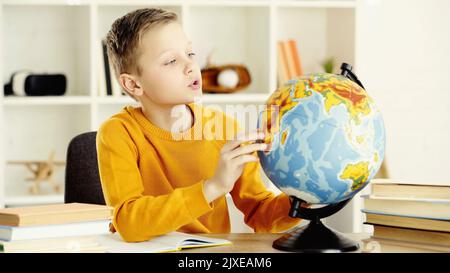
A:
[0, 0, 357, 231]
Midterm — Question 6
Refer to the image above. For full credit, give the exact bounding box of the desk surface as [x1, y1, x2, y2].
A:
[181, 233, 450, 253]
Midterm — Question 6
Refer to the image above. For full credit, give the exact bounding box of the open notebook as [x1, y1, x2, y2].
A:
[97, 232, 232, 253]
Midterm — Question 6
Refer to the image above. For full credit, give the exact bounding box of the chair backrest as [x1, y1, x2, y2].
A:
[64, 131, 106, 205]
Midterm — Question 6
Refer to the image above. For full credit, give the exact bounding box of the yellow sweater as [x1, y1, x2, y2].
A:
[96, 103, 301, 242]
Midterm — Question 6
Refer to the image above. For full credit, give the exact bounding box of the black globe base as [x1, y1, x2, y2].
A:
[273, 218, 359, 253]
[273, 196, 360, 252]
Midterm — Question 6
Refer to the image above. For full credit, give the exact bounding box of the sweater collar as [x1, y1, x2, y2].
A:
[127, 103, 201, 141]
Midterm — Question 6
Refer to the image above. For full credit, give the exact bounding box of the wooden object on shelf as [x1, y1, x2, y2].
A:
[201, 50, 251, 94]
[7, 151, 65, 195]
[201, 64, 251, 94]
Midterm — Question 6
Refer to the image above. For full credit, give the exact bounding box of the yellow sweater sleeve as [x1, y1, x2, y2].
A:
[230, 155, 302, 233]
[96, 120, 213, 242]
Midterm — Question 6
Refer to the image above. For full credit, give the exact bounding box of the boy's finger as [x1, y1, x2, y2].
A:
[232, 155, 259, 166]
[227, 143, 267, 159]
[222, 131, 265, 153]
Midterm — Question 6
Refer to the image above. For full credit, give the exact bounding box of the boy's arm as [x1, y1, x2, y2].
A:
[229, 154, 303, 233]
[96, 120, 213, 242]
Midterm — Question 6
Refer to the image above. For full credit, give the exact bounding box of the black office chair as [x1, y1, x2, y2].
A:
[65, 131, 106, 205]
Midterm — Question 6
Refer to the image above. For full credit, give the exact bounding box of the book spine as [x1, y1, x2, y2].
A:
[98, 40, 107, 97]
[363, 197, 450, 219]
[288, 39, 303, 76]
[102, 40, 112, 96]
[281, 40, 294, 80]
[277, 41, 290, 86]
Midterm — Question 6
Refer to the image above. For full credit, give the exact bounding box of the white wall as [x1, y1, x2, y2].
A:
[0, 103, 3, 208]
[0, 87, 3, 208]
[326, 0, 450, 233]
[356, 0, 450, 184]
[0, 4, 4, 208]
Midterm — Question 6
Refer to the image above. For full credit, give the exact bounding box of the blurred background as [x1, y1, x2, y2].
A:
[0, 0, 449, 234]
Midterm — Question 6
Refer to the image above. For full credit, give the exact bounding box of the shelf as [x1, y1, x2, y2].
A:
[3, 96, 93, 105]
[96, 0, 184, 6]
[95, 93, 270, 104]
[201, 93, 270, 103]
[96, 96, 135, 104]
[1, 0, 356, 8]
[1, 93, 270, 106]
[0, 0, 357, 214]
[276, 5, 355, 74]
[275, 1, 356, 8]
[2, 4, 91, 96]
[1, 0, 88, 5]
[187, 0, 270, 7]
[188, 5, 271, 94]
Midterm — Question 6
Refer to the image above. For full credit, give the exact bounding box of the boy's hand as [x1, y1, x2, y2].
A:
[203, 131, 267, 203]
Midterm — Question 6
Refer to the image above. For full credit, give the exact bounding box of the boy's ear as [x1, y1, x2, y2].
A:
[119, 73, 143, 97]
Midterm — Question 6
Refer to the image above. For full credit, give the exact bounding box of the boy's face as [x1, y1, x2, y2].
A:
[133, 22, 202, 105]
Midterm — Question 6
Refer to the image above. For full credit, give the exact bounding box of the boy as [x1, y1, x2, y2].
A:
[97, 8, 302, 242]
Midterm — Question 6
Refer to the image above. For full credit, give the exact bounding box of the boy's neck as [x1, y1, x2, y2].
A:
[141, 102, 193, 133]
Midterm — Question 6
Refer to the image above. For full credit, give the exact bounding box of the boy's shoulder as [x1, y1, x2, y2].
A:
[98, 105, 140, 136]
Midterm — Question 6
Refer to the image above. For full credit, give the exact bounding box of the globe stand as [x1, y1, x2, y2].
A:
[272, 197, 360, 252]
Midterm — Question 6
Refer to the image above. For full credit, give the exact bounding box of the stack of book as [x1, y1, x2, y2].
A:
[362, 179, 450, 252]
[0, 203, 113, 253]
[277, 39, 303, 87]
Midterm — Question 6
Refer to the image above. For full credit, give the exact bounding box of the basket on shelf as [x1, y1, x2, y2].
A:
[201, 64, 251, 94]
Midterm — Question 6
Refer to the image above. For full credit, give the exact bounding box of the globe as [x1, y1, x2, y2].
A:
[258, 72, 385, 205]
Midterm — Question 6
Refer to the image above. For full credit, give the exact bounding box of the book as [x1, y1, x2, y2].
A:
[365, 212, 450, 233]
[0, 203, 113, 227]
[282, 40, 295, 80]
[371, 224, 450, 248]
[0, 235, 104, 253]
[0, 220, 111, 241]
[276, 39, 304, 87]
[286, 39, 303, 77]
[98, 40, 107, 97]
[102, 39, 112, 96]
[277, 41, 290, 86]
[362, 195, 450, 220]
[371, 179, 450, 199]
[97, 232, 232, 253]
